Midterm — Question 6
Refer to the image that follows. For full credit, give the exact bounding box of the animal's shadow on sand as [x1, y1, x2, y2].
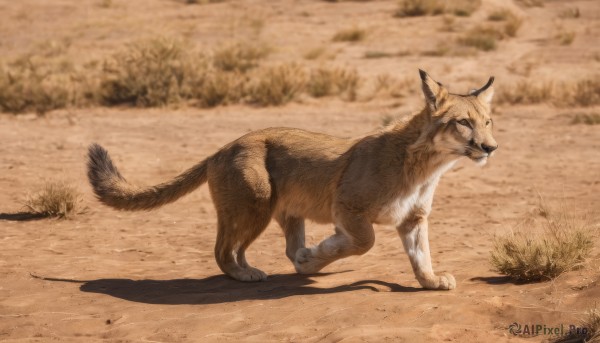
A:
[470, 276, 527, 285]
[0, 211, 47, 221]
[33, 273, 424, 305]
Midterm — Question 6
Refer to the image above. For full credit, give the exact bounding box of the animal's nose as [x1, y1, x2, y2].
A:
[481, 143, 498, 154]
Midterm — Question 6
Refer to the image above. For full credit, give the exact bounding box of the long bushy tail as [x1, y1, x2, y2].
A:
[87, 143, 209, 211]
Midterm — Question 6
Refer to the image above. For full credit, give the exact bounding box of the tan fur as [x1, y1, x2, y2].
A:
[87, 70, 498, 289]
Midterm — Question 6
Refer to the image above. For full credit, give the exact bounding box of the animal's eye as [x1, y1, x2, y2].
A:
[457, 119, 471, 127]
[486, 120, 491, 126]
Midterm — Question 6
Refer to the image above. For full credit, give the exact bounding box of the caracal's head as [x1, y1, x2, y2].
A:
[419, 69, 498, 166]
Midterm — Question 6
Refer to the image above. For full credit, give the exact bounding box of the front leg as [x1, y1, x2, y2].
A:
[397, 212, 455, 290]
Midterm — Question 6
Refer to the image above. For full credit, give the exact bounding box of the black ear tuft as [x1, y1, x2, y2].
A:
[472, 76, 495, 96]
[419, 69, 428, 81]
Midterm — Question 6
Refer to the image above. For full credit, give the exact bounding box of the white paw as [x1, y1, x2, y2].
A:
[438, 273, 456, 290]
[232, 267, 267, 282]
[294, 248, 322, 274]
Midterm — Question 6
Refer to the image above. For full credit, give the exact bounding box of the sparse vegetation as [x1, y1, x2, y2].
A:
[307, 67, 360, 100]
[304, 47, 326, 60]
[459, 26, 503, 51]
[555, 307, 600, 343]
[556, 29, 576, 45]
[490, 203, 594, 282]
[246, 64, 306, 106]
[516, 0, 544, 7]
[213, 42, 270, 72]
[332, 27, 367, 42]
[571, 113, 600, 125]
[558, 7, 580, 19]
[504, 13, 523, 37]
[364, 51, 393, 59]
[99, 37, 201, 107]
[497, 80, 554, 104]
[583, 308, 600, 343]
[395, 0, 480, 18]
[572, 79, 600, 106]
[0, 60, 71, 115]
[499, 78, 600, 107]
[24, 181, 82, 219]
[395, 0, 445, 17]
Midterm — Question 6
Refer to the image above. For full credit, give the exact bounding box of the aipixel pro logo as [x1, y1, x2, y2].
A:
[508, 322, 588, 337]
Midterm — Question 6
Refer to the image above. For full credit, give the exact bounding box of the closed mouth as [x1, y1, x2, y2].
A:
[465, 148, 489, 162]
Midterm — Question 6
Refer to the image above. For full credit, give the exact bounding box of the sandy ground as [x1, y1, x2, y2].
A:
[1, 0, 600, 342]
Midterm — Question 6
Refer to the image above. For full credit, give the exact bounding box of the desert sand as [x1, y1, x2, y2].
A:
[1, 0, 599, 342]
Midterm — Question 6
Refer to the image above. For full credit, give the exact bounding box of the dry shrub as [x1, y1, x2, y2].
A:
[213, 42, 269, 72]
[24, 181, 82, 219]
[516, 0, 544, 7]
[395, 0, 479, 17]
[184, 0, 227, 4]
[571, 113, 600, 125]
[100, 37, 201, 107]
[395, 0, 445, 17]
[459, 26, 504, 51]
[449, 0, 481, 17]
[0, 57, 72, 115]
[572, 79, 600, 106]
[332, 27, 367, 42]
[490, 203, 594, 282]
[307, 67, 360, 101]
[498, 78, 600, 107]
[364, 51, 394, 59]
[194, 71, 246, 108]
[372, 73, 410, 99]
[556, 29, 576, 45]
[504, 13, 523, 37]
[304, 47, 326, 60]
[559, 7, 580, 19]
[583, 308, 600, 343]
[497, 80, 554, 104]
[555, 308, 600, 343]
[246, 64, 306, 106]
[488, 9, 510, 21]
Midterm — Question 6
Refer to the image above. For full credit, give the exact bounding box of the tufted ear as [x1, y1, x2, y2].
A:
[470, 76, 495, 108]
[419, 69, 448, 112]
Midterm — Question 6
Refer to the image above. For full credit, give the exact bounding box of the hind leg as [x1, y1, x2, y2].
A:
[209, 149, 274, 282]
[276, 215, 306, 263]
[214, 201, 272, 282]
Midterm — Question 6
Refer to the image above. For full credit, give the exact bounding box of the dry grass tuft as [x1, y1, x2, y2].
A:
[24, 181, 82, 219]
[487, 9, 522, 37]
[497, 80, 554, 104]
[498, 78, 600, 107]
[516, 0, 544, 7]
[99, 37, 201, 107]
[450, 0, 481, 17]
[504, 13, 523, 37]
[556, 29, 576, 45]
[307, 67, 360, 101]
[0, 57, 72, 115]
[213, 42, 270, 72]
[571, 113, 600, 125]
[246, 64, 306, 106]
[395, 0, 479, 17]
[459, 26, 504, 51]
[193, 71, 245, 108]
[583, 308, 600, 343]
[304, 47, 326, 60]
[490, 202, 594, 282]
[332, 27, 367, 42]
[555, 308, 600, 343]
[572, 79, 600, 106]
[559, 7, 580, 19]
[395, 0, 445, 17]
